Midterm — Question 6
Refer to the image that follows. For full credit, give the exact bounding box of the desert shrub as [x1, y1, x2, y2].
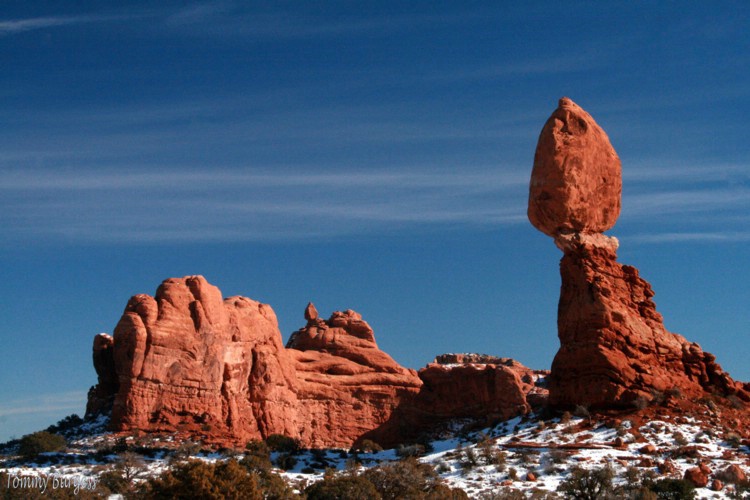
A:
[46, 414, 84, 434]
[436, 460, 451, 473]
[258, 469, 296, 499]
[549, 449, 568, 464]
[170, 439, 201, 462]
[665, 387, 683, 399]
[460, 446, 479, 470]
[362, 457, 438, 499]
[508, 467, 518, 480]
[480, 489, 526, 499]
[727, 394, 745, 409]
[644, 477, 696, 499]
[273, 452, 298, 471]
[727, 479, 750, 499]
[18, 431, 67, 459]
[265, 434, 300, 454]
[98, 469, 129, 495]
[518, 449, 539, 465]
[478, 436, 505, 466]
[424, 483, 470, 499]
[560, 411, 572, 424]
[396, 443, 426, 458]
[140, 458, 262, 499]
[416, 434, 436, 454]
[99, 451, 147, 494]
[573, 405, 591, 421]
[634, 395, 650, 410]
[246, 439, 271, 456]
[623, 466, 641, 485]
[725, 432, 742, 448]
[111, 436, 130, 453]
[308, 448, 332, 470]
[672, 431, 689, 446]
[650, 390, 666, 406]
[353, 439, 384, 453]
[306, 475, 382, 500]
[241, 452, 273, 473]
[557, 465, 614, 500]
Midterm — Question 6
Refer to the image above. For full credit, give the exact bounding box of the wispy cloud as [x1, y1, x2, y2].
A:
[623, 162, 750, 184]
[0, 167, 529, 243]
[429, 53, 603, 83]
[623, 188, 750, 217]
[0, 391, 86, 418]
[626, 231, 750, 244]
[0, 14, 122, 35]
[164, 4, 471, 40]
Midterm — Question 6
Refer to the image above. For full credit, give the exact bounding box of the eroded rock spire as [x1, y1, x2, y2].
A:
[529, 97, 749, 409]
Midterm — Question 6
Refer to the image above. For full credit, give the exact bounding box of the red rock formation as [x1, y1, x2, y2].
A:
[424, 355, 549, 411]
[528, 97, 621, 238]
[108, 276, 300, 445]
[684, 464, 712, 488]
[286, 306, 423, 448]
[415, 361, 532, 422]
[87, 276, 428, 448]
[529, 97, 750, 410]
[87, 277, 538, 448]
[85, 333, 117, 416]
[551, 237, 749, 408]
[356, 354, 542, 446]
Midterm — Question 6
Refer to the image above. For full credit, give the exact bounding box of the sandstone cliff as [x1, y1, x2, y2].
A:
[87, 277, 538, 448]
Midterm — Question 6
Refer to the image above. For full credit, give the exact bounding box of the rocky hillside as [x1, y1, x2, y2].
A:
[1, 400, 748, 498]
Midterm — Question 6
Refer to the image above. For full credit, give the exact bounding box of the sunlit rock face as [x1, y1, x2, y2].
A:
[87, 277, 540, 448]
[529, 98, 750, 409]
[528, 97, 621, 238]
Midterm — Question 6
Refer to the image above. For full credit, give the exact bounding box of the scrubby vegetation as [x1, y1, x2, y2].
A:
[18, 431, 67, 459]
[3, 409, 749, 499]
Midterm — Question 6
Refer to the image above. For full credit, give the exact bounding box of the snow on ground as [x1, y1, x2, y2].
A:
[1, 412, 748, 498]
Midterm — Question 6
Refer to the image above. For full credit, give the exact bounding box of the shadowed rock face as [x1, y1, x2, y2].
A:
[530, 98, 750, 409]
[87, 276, 540, 448]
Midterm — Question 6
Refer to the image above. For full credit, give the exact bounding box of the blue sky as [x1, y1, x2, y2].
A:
[1, 1, 749, 441]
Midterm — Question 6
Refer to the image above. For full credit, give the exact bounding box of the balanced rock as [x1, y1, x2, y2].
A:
[530, 98, 750, 409]
[528, 97, 621, 238]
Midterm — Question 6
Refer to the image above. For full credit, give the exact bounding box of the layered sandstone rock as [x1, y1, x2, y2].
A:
[87, 277, 538, 447]
[286, 305, 423, 448]
[530, 98, 750, 409]
[551, 237, 749, 407]
[107, 276, 300, 444]
[87, 277, 425, 448]
[358, 355, 543, 446]
[85, 333, 117, 416]
[414, 356, 543, 422]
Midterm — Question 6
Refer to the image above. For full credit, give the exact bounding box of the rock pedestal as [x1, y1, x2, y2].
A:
[529, 97, 750, 409]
